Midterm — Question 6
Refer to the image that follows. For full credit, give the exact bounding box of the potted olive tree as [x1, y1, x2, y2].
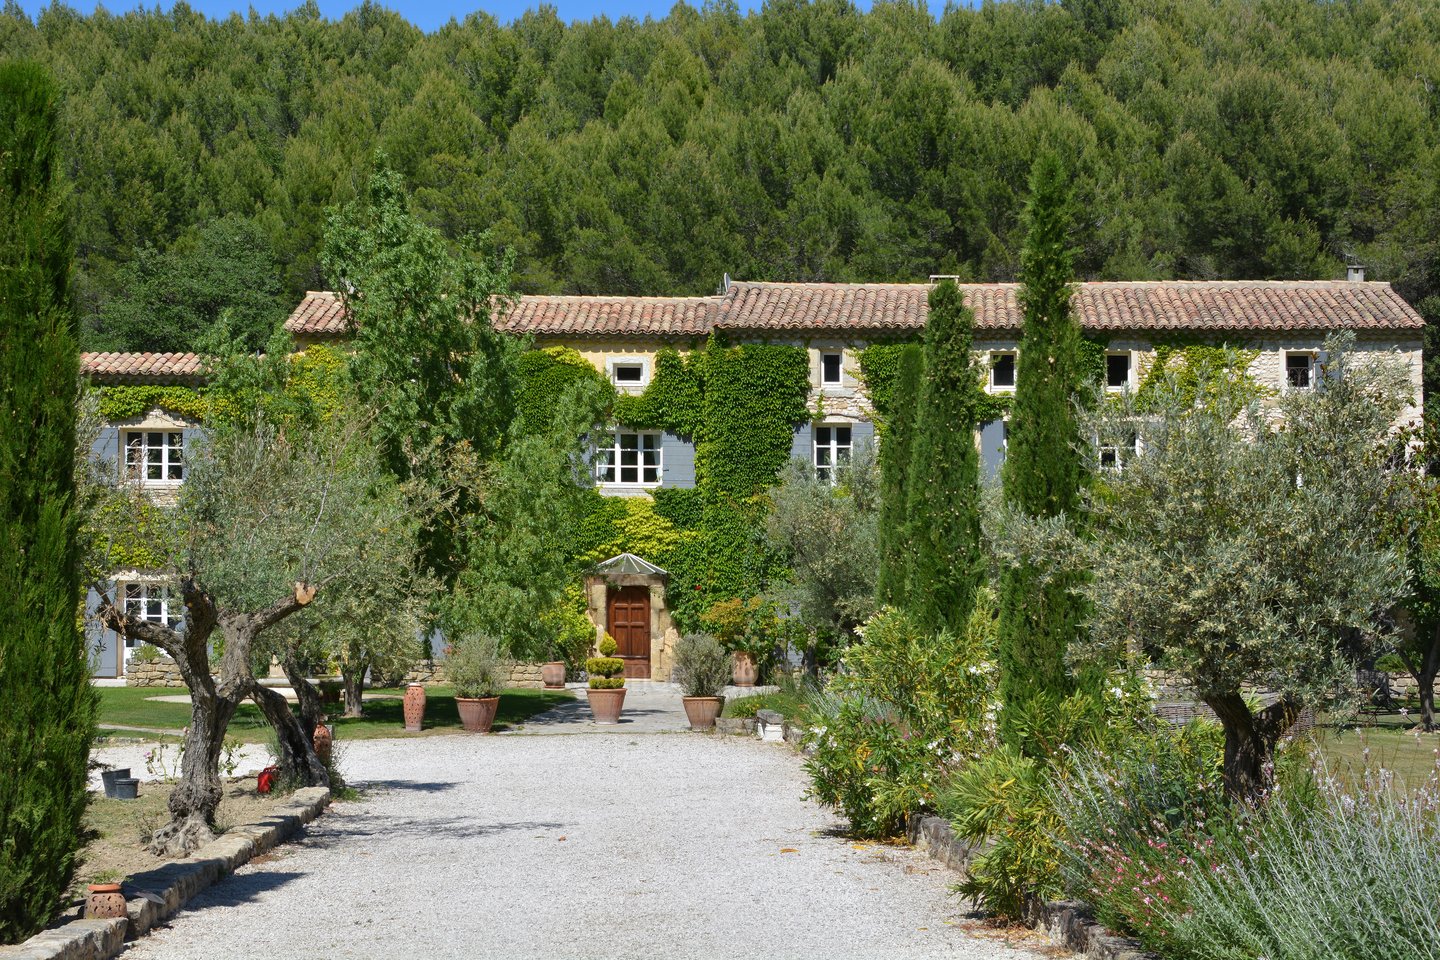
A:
[585, 633, 626, 723]
[672, 632, 731, 731]
[450, 635, 512, 734]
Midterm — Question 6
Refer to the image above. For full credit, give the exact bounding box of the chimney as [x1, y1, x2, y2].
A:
[1346, 262, 1366, 283]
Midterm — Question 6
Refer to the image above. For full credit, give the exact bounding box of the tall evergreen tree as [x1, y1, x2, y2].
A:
[0, 61, 96, 943]
[996, 151, 1088, 748]
[875, 343, 923, 607]
[903, 281, 984, 633]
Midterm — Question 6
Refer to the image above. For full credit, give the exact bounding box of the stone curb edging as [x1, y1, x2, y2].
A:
[903, 813, 1155, 960]
[1, 787, 331, 960]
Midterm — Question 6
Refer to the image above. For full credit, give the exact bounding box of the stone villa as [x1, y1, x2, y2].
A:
[82, 276, 1426, 680]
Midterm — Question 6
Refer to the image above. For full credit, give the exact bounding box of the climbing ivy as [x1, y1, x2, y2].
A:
[613, 347, 705, 435]
[1136, 339, 1269, 412]
[96, 384, 209, 422]
[696, 339, 811, 498]
[515, 346, 614, 435]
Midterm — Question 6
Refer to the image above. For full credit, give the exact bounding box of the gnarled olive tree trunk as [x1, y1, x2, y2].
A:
[1204, 691, 1300, 802]
[97, 577, 329, 856]
[1399, 626, 1440, 733]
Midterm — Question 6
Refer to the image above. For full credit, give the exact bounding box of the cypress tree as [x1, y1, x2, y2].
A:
[875, 344, 923, 607]
[996, 151, 1088, 749]
[0, 62, 96, 943]
[903, 281, 984, 633]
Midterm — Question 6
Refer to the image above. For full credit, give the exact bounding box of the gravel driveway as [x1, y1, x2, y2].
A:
[120, 729, 1049, 960]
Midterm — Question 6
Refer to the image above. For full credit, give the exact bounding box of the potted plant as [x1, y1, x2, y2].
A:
[701, 597, 780, 687]
[671, 632, 730, 730]
[450, 635, 511, 734]
[585, 633, 627, 723]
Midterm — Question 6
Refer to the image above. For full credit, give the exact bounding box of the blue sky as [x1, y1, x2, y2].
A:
[16, 0, 890, 31]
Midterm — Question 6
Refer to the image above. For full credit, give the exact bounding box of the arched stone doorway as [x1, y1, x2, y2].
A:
[584, 553, 679, 680]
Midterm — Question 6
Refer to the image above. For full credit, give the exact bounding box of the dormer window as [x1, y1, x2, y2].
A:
[608, 358, 649, 389]
[1106, 352, 1132, 391]
[820, 351, 843, 387]
[1285, 352, 1315, 390]
[989, 352, 1016, 391]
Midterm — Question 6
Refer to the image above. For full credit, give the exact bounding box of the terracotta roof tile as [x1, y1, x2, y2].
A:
[80, 352, 205, 384]
[495, 295, 719, 337]
[282, 280, 1424, 339]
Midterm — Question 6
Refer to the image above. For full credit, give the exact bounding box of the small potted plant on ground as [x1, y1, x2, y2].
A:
[586, 633, 627, 723]
[450, 635, 512, 734]
[702, 597, 780, 687]
[672, 632, 730, 731]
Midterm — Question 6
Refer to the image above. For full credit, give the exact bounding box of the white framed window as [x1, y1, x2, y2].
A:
[1105, 352, 1132, 391]
[820, 351, 844, 387]
[1098, 427, 1140, 473]
[1285, 352, 1315, 391]
[989, 352, 1016, 391]
[123, 430, 184, 485]
[607, 358, 650, 390]
[120, 582, 181, 666]
[813, 424, 853, 482]
[597, 431, 662, 487]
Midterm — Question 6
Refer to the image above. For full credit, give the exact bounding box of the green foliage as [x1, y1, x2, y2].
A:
[855, 341, 915, 427]
[598, 634, 618, 657]
[95, 385, 209, 423]
[586, 641, 625, 689]
[904, 280, 984, 633]
[1136, 341, 1269, 413]
[446, 635, 513, 700]
[0, 60, 97, 943]
[875, 344, 922, 607]
[650, 487, 705, 528]
[696, 340, 810, 498]
[515, 346, 614, 436]
[670, 632, 731, 698]
[997, 151, 1089, 749]
[612, 347, 705, 435]
[698, 596, 786, 659]
[804, 601, 999, 839]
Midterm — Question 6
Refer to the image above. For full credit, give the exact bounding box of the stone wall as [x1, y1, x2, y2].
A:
[124, 654, 186, 688]
[400, 659, 546, 689]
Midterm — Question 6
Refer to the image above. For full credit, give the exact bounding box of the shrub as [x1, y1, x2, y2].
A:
[1165, 759, 1440, 960]
[671, 633, 730, 698]
[699, 596, 784, 659]
[447, 636, 512, 699]
[802, 600, 998, 839]
[586, 634, 625, 689]
[1048, 723, 1226, 949]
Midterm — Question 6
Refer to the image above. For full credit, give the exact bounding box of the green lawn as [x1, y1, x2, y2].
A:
[1306, 714, 1440, 792]
[97, 685, 572, 742]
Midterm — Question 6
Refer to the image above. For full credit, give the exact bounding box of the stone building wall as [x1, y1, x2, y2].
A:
[400, 659, 546, 689]
[124, 653, 187, 687]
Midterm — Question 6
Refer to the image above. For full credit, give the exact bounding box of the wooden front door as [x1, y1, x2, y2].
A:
[607, 585, 651, 679]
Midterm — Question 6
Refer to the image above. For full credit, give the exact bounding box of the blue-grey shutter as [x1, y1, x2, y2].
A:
[790, 422, 814, 469]
[181, 426, 207, 482]
[660, 432, 696, 488]
[427, 627, 446, 661]
[851, 420, 875, 458]
[86, 586, 120, 678]
[980, 419, 1007, 483]
[92, 426, 121, 484]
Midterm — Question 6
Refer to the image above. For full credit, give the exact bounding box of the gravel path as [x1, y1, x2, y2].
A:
[119, 732, 1049, 960]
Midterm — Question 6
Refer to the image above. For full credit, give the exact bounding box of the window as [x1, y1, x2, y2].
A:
[120, 582, 180, 665]
[1286, 352, 1315, 390]
[1106, 352, 1132, 390]
[597, 432, 661, 486]
[814, 424, 852, 482]
[989, 352, 1016, 390]
[123, 430, 184, 484]
[820, 351, 843, 386]
[1098, 428, 1140, 473]
[609, 360, 648, 389]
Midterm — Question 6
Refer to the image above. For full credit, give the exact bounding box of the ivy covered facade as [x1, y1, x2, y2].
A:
[81, 277, 1425, 680]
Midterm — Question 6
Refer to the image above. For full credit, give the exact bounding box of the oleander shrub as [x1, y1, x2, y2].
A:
[802, 599, 999, 839]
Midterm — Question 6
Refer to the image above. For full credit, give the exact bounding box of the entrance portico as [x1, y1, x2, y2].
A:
[584, 553, 680, 680]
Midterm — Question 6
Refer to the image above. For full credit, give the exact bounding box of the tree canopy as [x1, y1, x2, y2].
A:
[3, 0, 1438, 378]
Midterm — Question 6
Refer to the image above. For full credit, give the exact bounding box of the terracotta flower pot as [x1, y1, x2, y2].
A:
[87, 883, 127, 919]
[541, 661, 567, 689]
[682, 696, 724, 731]
[731, 651, 758, 687]
[312, 722, 333, 765]
[403, 683, 426, 732]
[456, 696, 501, 733]
[586, 686, 627, 724]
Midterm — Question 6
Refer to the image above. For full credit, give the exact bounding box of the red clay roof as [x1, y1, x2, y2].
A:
[282, 280, 1424, 339]
[81, 352, 205, 384]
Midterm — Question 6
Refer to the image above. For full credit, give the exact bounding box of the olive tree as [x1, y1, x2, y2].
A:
[994, 335, 1413, 800]
[92, 411, 423, 854]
